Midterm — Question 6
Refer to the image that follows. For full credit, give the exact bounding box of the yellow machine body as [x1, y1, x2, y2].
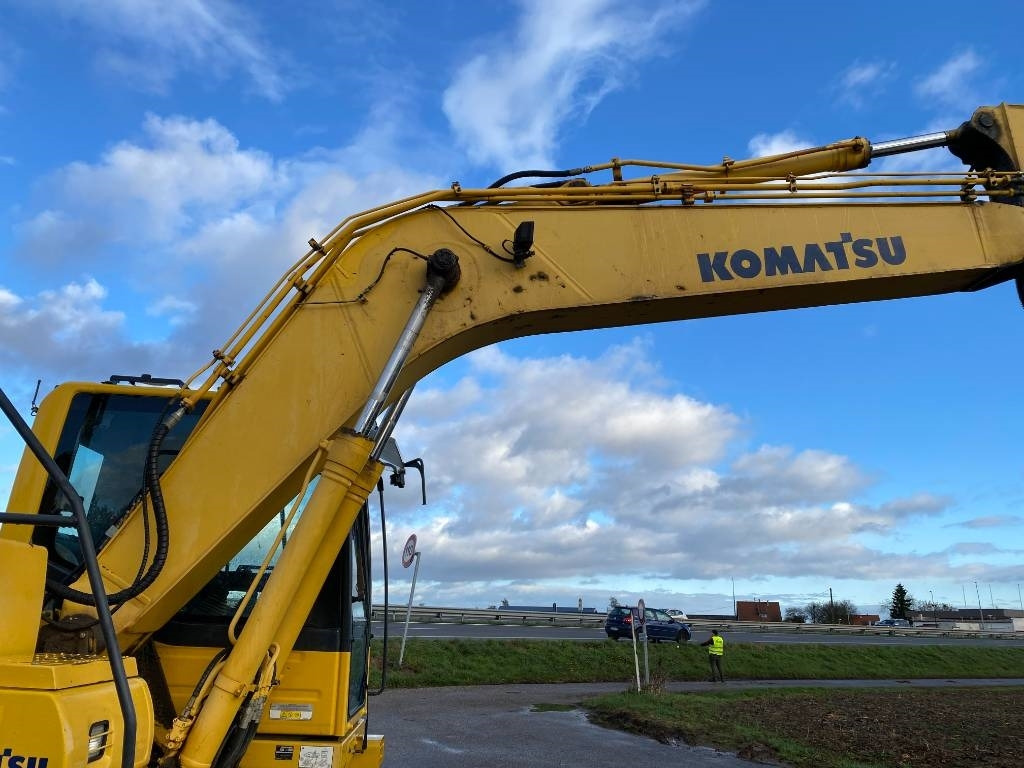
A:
[2, 104, 1024, 767]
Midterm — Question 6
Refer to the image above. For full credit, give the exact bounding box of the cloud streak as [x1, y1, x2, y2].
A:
[38, 0, 289, 99]
[442, 0, 703, 170]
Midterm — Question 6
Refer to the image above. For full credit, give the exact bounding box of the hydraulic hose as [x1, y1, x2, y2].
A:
[487, 166, 592, 189]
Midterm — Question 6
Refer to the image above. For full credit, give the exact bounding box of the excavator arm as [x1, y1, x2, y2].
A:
[3, 103, 1024, 768]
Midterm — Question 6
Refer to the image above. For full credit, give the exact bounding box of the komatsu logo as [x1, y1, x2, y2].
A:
[0, 750, 48, 768]
[697, 233, 906, 283]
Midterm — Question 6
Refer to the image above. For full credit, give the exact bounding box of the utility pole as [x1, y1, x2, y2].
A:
[829, 586, 835, 624]
[1018, 583, 1023, 612]
[731, 577, 736, 618]
[974, 581, 984, 630]
[930, 590, 934, 625]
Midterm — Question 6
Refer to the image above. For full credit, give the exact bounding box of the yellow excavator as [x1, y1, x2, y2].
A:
[1, 103, 1022, 768]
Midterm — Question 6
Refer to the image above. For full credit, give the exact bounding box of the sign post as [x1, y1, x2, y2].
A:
[630, 600, 643, 692]
[637, 598, 650, 688]
[398, 533, 420, 669]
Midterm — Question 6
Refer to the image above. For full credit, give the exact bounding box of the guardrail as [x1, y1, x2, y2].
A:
[370, 605, 1020, 640]
[372, 605, 605, 628]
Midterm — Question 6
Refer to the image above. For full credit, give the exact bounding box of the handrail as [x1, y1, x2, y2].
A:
[0, 386, 136, 768]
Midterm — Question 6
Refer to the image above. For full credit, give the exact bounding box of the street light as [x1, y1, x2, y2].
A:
[930, 590, 934, 625]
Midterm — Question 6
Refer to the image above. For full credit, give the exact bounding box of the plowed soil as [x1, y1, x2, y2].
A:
[725, 688, 1023, 767]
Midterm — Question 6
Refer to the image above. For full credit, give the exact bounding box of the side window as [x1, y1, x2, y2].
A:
[176, 478, 318, 619]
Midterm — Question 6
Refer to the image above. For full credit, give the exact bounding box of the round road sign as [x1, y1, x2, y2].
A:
[402, 533, 418, 568]
[637, 598, 646, 625]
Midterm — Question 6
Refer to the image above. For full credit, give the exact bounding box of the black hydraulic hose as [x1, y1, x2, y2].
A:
[487, 166, 592, 189]
[181, 647, 230, 719]
[44, 405, 184, 607]
[0, 386, 136, 768]
[369, 482, 389, 695]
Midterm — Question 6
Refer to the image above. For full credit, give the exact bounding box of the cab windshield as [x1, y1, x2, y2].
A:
[34, 391, 207, 573]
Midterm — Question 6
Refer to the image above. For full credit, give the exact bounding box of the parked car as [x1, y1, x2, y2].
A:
[605, 606, 692, 642]
[666, 609, 689, 620]
[874, 618, 911, 627]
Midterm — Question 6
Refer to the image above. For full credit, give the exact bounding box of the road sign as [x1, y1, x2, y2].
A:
[402, 533, 418, 568]
[637, 598, 646, 625]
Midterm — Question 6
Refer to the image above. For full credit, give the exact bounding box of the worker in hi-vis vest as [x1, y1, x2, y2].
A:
[700, 629, 725, 682]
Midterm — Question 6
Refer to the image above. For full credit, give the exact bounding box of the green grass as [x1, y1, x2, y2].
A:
[371, 637, 1024, 688]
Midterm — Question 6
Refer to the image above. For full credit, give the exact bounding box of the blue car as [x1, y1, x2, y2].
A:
[605, 606, 691, 643]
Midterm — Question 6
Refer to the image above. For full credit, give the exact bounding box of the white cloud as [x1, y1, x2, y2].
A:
[379, 341, 962, 596]
[10, 111, 447, 382]
[747, 130, 811, 158]
[147, 295, 198, 326]
[836, 59, 895, 108]
[20, 114, 280, 257]
[442, 0, 703, 170]
[915, 49, 982, 109]
[947, 515, 1023, 529]
[43, 0, 289, 100]
[0, 278, 161, 381]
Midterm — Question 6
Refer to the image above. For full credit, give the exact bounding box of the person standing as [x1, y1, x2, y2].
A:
[700, 629, 725, 682]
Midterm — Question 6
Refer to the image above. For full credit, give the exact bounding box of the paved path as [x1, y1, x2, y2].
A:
[371, 679, 1024, 768]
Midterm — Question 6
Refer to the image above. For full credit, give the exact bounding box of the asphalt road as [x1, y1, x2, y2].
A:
[372, 682, 762, 768]
[374, 621, 1024, 647]
[371, 678, 1024, 768]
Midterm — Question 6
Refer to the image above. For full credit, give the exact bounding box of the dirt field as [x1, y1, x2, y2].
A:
[721, 688, 1023, 767]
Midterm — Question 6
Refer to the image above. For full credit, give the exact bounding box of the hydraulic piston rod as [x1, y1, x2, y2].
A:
[354, 249, 461, 435]
[871, 131, 950, 158]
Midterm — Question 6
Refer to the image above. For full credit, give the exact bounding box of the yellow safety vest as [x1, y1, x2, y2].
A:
[709, 635, 724, 656]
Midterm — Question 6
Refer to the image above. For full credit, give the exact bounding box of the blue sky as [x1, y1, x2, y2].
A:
[2, 0, 1023, 617]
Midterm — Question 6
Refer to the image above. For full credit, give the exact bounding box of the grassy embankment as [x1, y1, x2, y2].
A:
[371, 637, 1023, 688]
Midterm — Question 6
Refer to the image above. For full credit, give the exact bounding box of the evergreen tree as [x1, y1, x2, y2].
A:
[889, 583, 914, 619]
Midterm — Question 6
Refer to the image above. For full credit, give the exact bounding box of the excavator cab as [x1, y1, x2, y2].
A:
[1, 379, 382, 767]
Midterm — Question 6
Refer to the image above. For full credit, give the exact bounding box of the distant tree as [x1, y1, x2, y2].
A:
[916, 600, 954, 614]
[784, 607, 808, 623]
[804, 599, 856, 624]
[889, 583, 914, 619]
[500, 598, 510, 607]
[609, 597, 620, 608]
[804, 601, 829, 623]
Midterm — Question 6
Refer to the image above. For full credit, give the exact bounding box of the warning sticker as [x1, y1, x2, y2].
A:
[298, 746, 333, 768]
[269, 703, 314, 721]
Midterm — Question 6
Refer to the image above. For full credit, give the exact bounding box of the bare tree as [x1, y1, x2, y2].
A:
[805, 599, 856, 624]
[784, 607, 808, 623]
